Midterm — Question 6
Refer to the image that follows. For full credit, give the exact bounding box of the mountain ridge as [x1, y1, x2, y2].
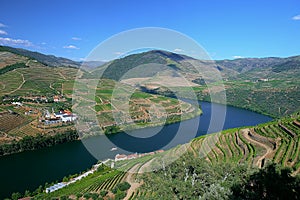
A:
[1, 45, 300, 73]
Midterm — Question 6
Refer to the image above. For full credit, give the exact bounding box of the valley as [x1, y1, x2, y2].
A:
[27, 112, 300, 200]
[2, 1, 300, 199]
[0, 45, 299, 199]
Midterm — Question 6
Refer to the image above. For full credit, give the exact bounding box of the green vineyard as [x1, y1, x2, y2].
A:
[190, 113, 300, 172]
[83, 171, 126, 193]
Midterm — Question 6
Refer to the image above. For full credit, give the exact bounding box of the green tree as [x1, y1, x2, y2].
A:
[116, 182, 131, 191]
[60, 196, 68, 200]
[231, 163, 300, 199]
[24, 190, 31, 197]
[11, 192, 21, 200]
[62, 176, 69, 182]
[114, 190, 126, 200]
[99, 190, 108, 197]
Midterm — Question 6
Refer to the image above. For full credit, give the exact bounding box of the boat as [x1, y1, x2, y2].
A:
[110, 147, 117, 151]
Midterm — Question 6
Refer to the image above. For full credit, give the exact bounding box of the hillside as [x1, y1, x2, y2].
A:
[0, 45, 81, 68]
[27, 112, 300, 200]
[1, 46, 298, 118]
[95, 50, 299, 117]
[135, 112, 300, 199]
[216, 55, 300, 73]
[0, 47, 299, 199]
[0, 46, 299, 144]
[0, 47, 200, 151]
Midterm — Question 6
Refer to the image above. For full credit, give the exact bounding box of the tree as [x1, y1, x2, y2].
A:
[231, 163, 300, 199]
[11, 192, 21, 200]
[62, 176, 69, 182]
[100, 190, 108, 197]
[60, 196, 68, 200]
[116, 182, 131, 191]
[114, 190, 126, 200]
[24, 190, 31, 197]
[200, 183, 231, 200]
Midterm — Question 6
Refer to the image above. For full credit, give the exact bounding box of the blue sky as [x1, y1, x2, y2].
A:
[0, 0, 300, 60]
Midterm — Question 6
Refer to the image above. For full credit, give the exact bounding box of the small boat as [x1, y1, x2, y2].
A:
[110, 147, 118, 151]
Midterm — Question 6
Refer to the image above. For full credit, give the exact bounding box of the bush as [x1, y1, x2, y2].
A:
[114, 190, 126, 200]
[11, 192, 21, 200]
[99, 190, 108, 197]
[60, 196, 68, 200]
[83, 192, 98, 200]
[116, 182, 131, 191]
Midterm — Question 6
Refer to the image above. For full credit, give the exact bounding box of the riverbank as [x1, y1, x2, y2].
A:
[78, 103, 202, 138]
[24, 111, 300, 200]
[0, 101, 272, 199]
[0, 130, 78, 157]
[0, 102, 201, 157]
[45, 159, 111, 193]
[141, 87, 278, 119]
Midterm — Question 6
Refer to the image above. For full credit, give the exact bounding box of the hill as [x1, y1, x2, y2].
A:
[1, 46, 298, 118]
[216, 55, 300, 73]
[0, 45, 81, 68]
[0, 46, 299, 147]
[93, 50, 299, 117]
[0, 48, 200, 151]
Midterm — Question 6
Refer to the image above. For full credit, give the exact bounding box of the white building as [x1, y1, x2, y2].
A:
[54, 111, 77, 123]
[12, 102, 22, 107]
[45, 182, 66, 193]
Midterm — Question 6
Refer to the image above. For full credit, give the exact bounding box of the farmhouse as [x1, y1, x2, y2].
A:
[54, 110, 77, 122]
[43, 109, 77, 125]
[44, 118, 62, 125]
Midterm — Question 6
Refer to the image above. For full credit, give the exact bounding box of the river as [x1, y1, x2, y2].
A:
[0, 101, 272, 199]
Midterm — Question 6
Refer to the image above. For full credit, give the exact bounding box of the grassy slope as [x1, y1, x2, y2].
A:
[0, 51, 201, 144]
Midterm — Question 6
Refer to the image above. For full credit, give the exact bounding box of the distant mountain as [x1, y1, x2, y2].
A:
[87, 49, 299, 117]
[93, 49, 299, 84]
[2, 45, 298, 76]
[0, 45, 80, 67]
[92, 50, 234, 82]
[216, 56, 300, 74]
[80, 60, 106, 70]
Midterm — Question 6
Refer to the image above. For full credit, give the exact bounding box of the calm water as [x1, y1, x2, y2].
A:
[0, 102, 272, 199]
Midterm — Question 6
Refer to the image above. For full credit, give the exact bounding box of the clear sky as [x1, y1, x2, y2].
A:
[0, 0, 300, 61]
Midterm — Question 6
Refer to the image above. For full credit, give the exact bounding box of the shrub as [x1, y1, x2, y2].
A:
[100, 190, 108, 197]
[116, 182, 131, 191]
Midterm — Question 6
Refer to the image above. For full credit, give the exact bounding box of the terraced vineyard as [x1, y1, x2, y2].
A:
[83, 171, 126, 193]
[33, 156, 157, 200]
[0, 112, 28, 133]
[74, 78, 200, 134]
[190, 112, 300, 173]
[28, 113, 300, 200]
[8, 123, 41, 138]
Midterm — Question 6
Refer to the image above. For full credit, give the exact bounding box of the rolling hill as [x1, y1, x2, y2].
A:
[0, 46, 81, 68]
[0, 46, 299, 146]
[0, 46, 200, 150]
[88, 49, 300, 117]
